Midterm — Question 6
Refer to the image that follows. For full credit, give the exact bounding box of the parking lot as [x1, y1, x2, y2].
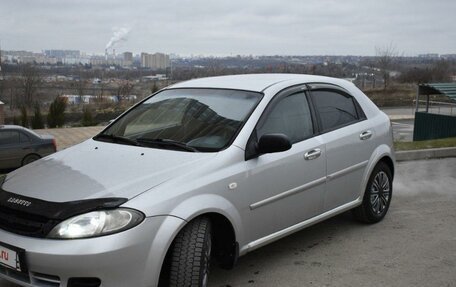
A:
[1, 158, 455, 287]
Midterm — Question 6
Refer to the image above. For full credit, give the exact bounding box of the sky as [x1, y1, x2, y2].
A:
[0, 0, 455, 56]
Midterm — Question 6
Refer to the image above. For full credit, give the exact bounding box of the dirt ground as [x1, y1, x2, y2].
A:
[1, 158, 455, 287]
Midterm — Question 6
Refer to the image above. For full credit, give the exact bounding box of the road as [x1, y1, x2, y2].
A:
[1, 158, 455, 287]
[391, 119, 414, 142]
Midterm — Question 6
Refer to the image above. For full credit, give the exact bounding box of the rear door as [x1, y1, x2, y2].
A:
[309, 85, 374, 211]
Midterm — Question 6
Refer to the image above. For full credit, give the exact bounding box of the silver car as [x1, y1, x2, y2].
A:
[0, 125, 56, 170]
[0, 74, 394, 287]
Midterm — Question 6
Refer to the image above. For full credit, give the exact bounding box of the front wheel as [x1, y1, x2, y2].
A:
[353, 162, 393, 223]
[168, 217, 212, 287]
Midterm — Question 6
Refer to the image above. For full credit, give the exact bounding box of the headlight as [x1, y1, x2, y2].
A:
[48, 208, 144, 239]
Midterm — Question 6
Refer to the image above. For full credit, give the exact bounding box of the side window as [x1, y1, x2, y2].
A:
[20, 132, 31, 143]
[0, 131, 20, 146]
[311, 90, 359, 132]
[257, 92, 313, 144]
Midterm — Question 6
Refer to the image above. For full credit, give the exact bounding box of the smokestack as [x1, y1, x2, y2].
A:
[113, 48, 116, 58]
[105, 49, 108, 61]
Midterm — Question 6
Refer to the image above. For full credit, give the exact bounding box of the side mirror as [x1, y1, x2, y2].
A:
[257, 133, 292, 154]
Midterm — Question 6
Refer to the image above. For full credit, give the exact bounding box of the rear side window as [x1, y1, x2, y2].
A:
[20, 132, 31, 143]
[311, 90, 359, 132]
[257, 92, 313, 144]
[0, 131, 20, 145]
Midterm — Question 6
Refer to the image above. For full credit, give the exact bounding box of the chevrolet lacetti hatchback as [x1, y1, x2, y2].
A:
[0, 74, 395, 287]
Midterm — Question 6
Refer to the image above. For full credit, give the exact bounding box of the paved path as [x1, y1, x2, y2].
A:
[381, 106, 415, 120]
[391, 119, 414, 142]
[35, 126, 103, 151]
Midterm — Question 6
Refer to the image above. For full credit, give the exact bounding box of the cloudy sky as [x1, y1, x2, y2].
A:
[0, 0, 455, 56]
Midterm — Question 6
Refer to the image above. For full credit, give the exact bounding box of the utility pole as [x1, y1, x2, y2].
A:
[0, 39, 3, 75]
[0, 39, 4, 99]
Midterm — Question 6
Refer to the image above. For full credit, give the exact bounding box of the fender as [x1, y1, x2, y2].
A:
[168, 193, 244, 246]
[141, 215, 186, 287]
[359, 143, 395, 199]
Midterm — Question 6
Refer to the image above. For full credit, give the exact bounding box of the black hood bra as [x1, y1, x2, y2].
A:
[0, 180, 127, 238]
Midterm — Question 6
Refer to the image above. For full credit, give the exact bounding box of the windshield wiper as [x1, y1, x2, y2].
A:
[94, 134, 140, 146]
[136, 138, 198, 152]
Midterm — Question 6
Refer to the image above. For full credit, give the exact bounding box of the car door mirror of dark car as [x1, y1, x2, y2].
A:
[257, 133, 292, 155]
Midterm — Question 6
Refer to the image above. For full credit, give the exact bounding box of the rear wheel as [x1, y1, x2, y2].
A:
[168, 217, 212, 287]
[353, 162, 393, 223]
[22, 154, 40, 166]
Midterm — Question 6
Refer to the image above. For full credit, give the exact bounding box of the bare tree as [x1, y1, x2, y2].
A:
[21, 64, 42, 107]
[116, 80, 134, 103]
[376, 43, 398, 90]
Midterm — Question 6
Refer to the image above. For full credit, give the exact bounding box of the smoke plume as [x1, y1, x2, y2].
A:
[106, 27, 131, 50]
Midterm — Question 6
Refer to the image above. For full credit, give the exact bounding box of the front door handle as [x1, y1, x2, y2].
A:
[304, 148, 321, 160]
[360, 130, 373, 140]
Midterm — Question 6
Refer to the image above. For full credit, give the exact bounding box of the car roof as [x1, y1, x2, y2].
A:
[0, 125, 42, 137]
[0, 124, 29, 131]
[168, 73, 350, 92]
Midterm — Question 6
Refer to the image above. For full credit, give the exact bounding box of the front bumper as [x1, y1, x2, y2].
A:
[0, 215, 185, 287]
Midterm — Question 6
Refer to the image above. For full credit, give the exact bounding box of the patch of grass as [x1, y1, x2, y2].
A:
[394, 137, 456, 151]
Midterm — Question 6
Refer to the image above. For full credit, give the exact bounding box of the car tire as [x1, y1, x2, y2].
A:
[168, 217, 212, 287]
[22, 154, 41, 166]
[353, 162, 393, 223]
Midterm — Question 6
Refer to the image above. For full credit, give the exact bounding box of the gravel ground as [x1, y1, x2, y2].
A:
[1, 158, 455, 287]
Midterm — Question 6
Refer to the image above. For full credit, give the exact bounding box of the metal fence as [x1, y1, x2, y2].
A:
[415, 99, 456, 116]
[413, 111, 456, 141]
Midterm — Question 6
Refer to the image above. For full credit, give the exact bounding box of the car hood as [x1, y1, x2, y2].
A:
[2, 139, 217, 202]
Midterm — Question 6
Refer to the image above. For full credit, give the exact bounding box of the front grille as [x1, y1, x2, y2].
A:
[0, 269, 62, 287]
[0, 265, 31, 284]
[31, 272, 61, 287]
[0, 205, 58, 238]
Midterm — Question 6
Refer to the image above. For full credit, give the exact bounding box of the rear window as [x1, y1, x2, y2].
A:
[311, 90, 359, 132]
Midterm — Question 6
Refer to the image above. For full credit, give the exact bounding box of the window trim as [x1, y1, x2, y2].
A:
[307, 84, 367, 134]
[245, 84, 316, 160]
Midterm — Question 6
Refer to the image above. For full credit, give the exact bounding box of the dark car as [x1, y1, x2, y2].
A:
[0, 125, 56, 170]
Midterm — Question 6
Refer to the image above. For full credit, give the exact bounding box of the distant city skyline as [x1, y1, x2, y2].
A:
[0, 0, 455, 57]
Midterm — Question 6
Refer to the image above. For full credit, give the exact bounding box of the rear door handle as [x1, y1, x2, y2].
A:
[360, 130, 372, 140]
[304, 148, 321, 160]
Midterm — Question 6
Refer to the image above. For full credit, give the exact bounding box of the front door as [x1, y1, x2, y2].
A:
[237, 90, 326, 244]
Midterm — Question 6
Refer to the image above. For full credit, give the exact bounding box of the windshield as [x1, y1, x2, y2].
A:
[95, 88, 262, 152]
